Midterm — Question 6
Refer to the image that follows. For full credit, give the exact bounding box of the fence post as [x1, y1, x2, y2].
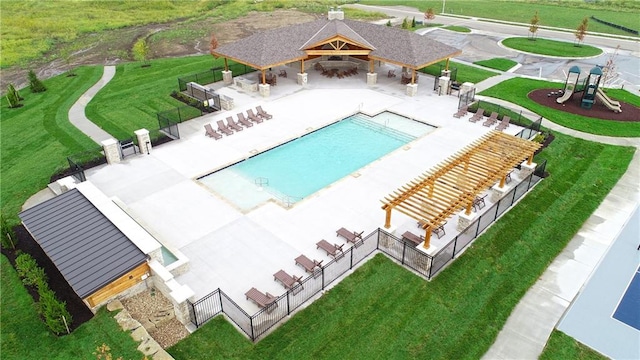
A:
[321, 267, 325, 289]
[250, 316, 255, 341]
[475, 217, 481, 237]
[219, 289, 223, 313]
[511, 186, 517, 204]
[452, 237, 458, 259]
[350, 248, 354, 269]
[287, 292, 291, 315]
[376, 228, 380, 249]
[401, 242, 406, 265]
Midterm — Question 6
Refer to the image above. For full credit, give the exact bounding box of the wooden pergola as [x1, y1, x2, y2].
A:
[381, 131, 542, 249]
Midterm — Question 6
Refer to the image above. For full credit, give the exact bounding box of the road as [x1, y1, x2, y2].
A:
[346, 4, 640, 89]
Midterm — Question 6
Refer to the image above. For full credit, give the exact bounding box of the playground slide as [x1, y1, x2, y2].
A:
[556, 84, 574, 104]
[596, 88, 621, 107]
[596, 91, 622, 113]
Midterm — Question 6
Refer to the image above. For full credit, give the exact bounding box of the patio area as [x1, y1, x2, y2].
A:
[85, 72, 530, 315]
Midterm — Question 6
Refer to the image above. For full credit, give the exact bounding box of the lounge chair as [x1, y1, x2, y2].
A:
[226, 116, 243, 132]
[473, 194, 487, 211]
[388, 69, 396, 78]
[245, 287, 278, 312]
[278, 69, 287, 78]
[204, 124, 222, 140]
[416, 220, 447, 239]
[295, 254, 322, 274]
[496, 116, 511, 131]
[239, 112, 261, 126]
[336, 227, 363, 245]
[469, 108, 485, 123]
[256, 106, 273, 120]
[247, 109, 264, 123]
[216, 120, 233, 135]
[316, 240, 344, 259]
[453, 106, 469, 118]
[235, 113, 253, 128]
[273, 270, 303, 293]
[402, 231, 423, 246]
[482, 112, 499, 127]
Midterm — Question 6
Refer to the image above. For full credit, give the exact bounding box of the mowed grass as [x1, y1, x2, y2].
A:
[421, 60, 499, 84]
[474, 58, 518, 72]
[169, 133, 635, 359]
[502, 37, 603, 57]
[443, 25, 471, 32]
[0, 255, 141, 360]
[480, 78, 640, 137]
[0, 66, 103, 222]
[359, 0, 639, 37]
[540, 330, 608, 360]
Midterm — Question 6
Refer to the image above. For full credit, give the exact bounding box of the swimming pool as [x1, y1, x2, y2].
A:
[199, 112, 435, 211]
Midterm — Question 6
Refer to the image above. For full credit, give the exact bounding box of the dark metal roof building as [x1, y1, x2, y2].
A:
[19, 189, 147, 299]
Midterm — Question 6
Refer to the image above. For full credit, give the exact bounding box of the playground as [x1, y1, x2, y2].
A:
[528, 65, 640, 122]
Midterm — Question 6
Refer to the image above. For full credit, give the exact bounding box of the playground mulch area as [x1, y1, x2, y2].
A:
[528, 89, 640, 122]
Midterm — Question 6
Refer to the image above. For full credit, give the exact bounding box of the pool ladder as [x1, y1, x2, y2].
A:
[255, 177, 269, 187]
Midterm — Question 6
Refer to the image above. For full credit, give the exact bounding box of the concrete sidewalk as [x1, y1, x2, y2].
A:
[68, 65, 116, 144]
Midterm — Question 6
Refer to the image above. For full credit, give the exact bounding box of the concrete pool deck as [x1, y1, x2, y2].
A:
[85, 68, 527, 310]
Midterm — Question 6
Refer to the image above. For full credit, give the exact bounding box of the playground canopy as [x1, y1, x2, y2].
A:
[381, 131, 542, 249]
[210, 17, 461, 84]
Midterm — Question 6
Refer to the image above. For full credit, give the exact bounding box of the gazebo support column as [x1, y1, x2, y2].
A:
[367, 59, 377, 85]
[457, 204, 478, 232]
[261, 70, 266, 85]
[520, 158, 537, 179]
[422, 227, 432, 249]
[258, 83, 270, 97]
[384, 206, 392, 228]
[222, 58, 233, 85]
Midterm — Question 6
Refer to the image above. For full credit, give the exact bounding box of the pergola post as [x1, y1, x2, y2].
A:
[465, 202, 473, 216]
[445, 58, 450, 71]
[224, 58, 229, 71]
[369, 59, 374, 73]
[384, 206, 392, 228]
[527, 153, 534, 165]
[411, 69, 416, 84]
[499, 176, 506, 188]
[422, 226, 432, 249]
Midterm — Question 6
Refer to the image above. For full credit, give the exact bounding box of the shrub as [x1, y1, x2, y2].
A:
[412, 16, 416, 28]
[386, 20, 391, 27]
[15, 253, 48, 289]
[132, 38, 150, 66]
[6, 83, 22, 108]
[0, 212, 17, 249]
[401, 17, 408, 29]
[28, 70, 47, 93]
[39, 287, 72, 335]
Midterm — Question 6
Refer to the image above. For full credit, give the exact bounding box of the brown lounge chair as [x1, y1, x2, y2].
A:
[453, 106, 469, 118]
[256, 105, 273, 120]
[482, 112, 499, 127]
[204, 124, 222, 140]
[496, 116, 511, 131]
[278, 69, 287, 78]
[216, 120, 233, 135]
[402, 231, 423, 246]
[226, 116, 243, 132]
[295, 255, 322, 274]
[336, 227, 363, 245]
[387, 69, 396, 78]
[316, 240, 344, 259]
[238, 112, 260, 126]
[417, 220, 447, 239]
[245, 287, 278, 312]
[473, 194, 487, 211]
[273, 270, 303, 293]
[469, 108, 485, 123]
[247, 109, 264, 123]
[236, 113, 253, 127]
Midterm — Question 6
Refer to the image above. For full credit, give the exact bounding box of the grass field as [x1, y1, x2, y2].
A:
[168, 132, 634, 359]
[540, 330, 607, 360]
[360, 0, 640, 36]
[474, 58, 518, 72]
[0, 255, 141, 360]
[480, 78, 640, 137]
[442, 25, 471, 33]
[421, 60, 499, 84]
[502, 38, 603, 57]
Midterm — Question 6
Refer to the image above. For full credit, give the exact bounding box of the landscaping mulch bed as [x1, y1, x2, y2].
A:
[3, 225, 94, 332]
[528, 88, 640, 122]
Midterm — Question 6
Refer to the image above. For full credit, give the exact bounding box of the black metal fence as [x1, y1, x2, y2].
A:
[591, 16, 639, 35]
[178, 63, 257, 91]
[187, 160, 546, 341]
[458, 87, 475, 109]
[64, 148, 107, 182]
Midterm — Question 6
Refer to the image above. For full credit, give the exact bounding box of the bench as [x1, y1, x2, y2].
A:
[402, 231, 423, 246]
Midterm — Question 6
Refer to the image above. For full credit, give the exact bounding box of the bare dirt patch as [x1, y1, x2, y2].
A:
[2, 10, 320, 90]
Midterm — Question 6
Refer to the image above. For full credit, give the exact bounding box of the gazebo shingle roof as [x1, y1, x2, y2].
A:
[212, 18, 460, 70]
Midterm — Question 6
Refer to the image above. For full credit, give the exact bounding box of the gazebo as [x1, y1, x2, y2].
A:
[210, 10, 461, 95]
[381, 131, 542, 249]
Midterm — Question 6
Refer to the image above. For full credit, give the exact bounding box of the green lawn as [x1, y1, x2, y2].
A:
[474, 58, 518, 72]
[540, 330, 607, 360]
[360, 0, 639, 37]
[0, 255, 141, 360]
[443, 25, 471, 32]
[168, 133, 634, 359]
[480, 78, 640, 137]
[0, 66, 103, 222]
[421, 60, 499, 84]
[502, 37, 603, 57]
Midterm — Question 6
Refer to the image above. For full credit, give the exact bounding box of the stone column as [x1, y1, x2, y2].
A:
[441, 69, 451, 77]
[406, 83, 418, 97]
[258, 83, 270, 97]
[461, 82, 475, 95]
[520, 161, 537, 178]
[439, 76, 451, 96]
[134, 129, 151, 155]
[220, 95, 234, 110]
[457, 211, 478, 233]
[491, 185, 509, 203]
[170, 285, 195, 325]
[222, 70, 233, 85]
[367, 72, 377, 85]
[101, 138, 121, 164]
[297, 72, 308, 86]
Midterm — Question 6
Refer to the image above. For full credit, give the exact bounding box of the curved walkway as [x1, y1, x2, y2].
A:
[68, 65, 116, 144]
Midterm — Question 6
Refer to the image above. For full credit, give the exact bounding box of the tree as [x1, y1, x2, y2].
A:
[386, 20, 391, 27]
[209, 33, 219, 55]
[0, 211, 16, 249]
[401, 17, 408, 29]
[528, 11, 540, 41]
[601, 45, 620, 88]
[411, 16, 416, 28]
[28, 70, 46, 93]
[575, 17, 589, 46]
[424, 8, 435, 22]
[132, 38, 150, 67]
[5, 83, 21, 109]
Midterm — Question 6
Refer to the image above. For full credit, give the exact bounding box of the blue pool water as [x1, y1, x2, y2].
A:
[199, 112, 434, 211]
[613, 266, 640, 331]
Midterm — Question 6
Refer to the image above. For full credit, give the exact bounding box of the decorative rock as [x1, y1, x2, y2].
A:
[140, 318, 155, 330]
[113, 309, 131, 322]
[150, 308, 175, 327]
[106, 300, 124, 312]
[137, 337, 162, 356]
[130, 326, 149, 342]
[118, 317, 142, 331]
